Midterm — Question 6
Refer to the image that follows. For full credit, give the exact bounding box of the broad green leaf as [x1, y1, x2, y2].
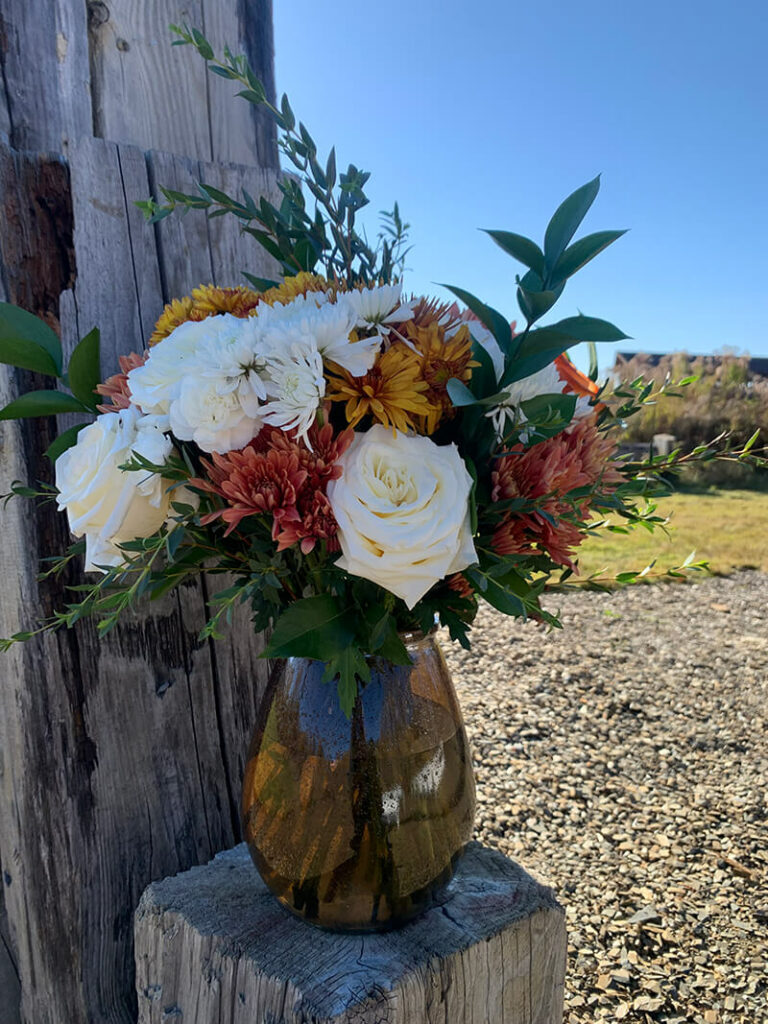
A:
[546, 315, 629, 343]
[0, 303, 63, 376]
[242, 273, 280, 292]
[264, 595, 354, 660]
[516, 270, 564, 324]
[45, 422, 89, 462]
[469, 336, 498, 396]
[440, 284, 512, 356]
[550, 229, 627, 285]
[0, 390, 89, 421]
[587, 342, 599, 381]
[483, 230, 545, 277]
[447, 377, 479, 408]
[543, 176, 601, 271]
[67, 328, 101, 409]
[465, 567, 526, 617]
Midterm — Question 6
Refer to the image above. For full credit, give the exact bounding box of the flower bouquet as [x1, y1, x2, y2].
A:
[1, 27, 764, 929]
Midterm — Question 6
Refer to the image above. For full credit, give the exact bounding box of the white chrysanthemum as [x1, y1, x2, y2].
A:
[487, 362, 566, 441]
[126, 320, 204, 416]
[193, 317, 268, 418]
[261, 339, 326, 444]
[344, 283, 414, 332]
[169, 375, 262, 453]
[259, 298, 379, 377]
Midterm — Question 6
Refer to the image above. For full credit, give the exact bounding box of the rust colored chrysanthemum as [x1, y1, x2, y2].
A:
[399, 320, 478, 434]
[408, 295, 460, 331]
[326, 342, 433, 433]
[95, 352, 147, 413]
[491, 414, 623, 569]
[149, 284, 259, 346]
[192, 446, 307, 538]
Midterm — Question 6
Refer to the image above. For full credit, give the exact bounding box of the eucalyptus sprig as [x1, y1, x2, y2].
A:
[135, 25, 410, 288]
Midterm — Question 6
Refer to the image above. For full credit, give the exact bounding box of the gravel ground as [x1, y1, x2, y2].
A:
[444, 570, 767, 1024]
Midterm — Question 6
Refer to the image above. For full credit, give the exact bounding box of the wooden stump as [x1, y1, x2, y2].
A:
[134, 842, 566, 1024]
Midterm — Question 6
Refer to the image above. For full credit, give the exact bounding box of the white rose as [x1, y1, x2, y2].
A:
[327, 426, 478, 608]
[55, 405, 174, 572]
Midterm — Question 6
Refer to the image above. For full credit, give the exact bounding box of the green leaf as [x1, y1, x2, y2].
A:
[550, 229, 627, 285]
[45, 422, 89, 462]
[587, 341, 599, 381]
[241, 273, 279, 292]
[465, 567, 526, 617]
[322, 645, 371, 718]
[543, 176, 601, 271]
[545, 315, 629, 343]
[66, 328, 101, 409]
[483, 230, 545, 276]
[0, 390, 90, 421]
[516, 269, 564, 324]
[0, 303, 63, 376]
[440, 284, 512, 356]
[447, 377, 479, 408]
[264, 595, 354, 660]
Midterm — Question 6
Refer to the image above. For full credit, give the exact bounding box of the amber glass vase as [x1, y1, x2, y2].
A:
[241, 630, 476, 931]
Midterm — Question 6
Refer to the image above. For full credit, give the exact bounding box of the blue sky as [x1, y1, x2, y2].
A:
[273, 1, 767, 374]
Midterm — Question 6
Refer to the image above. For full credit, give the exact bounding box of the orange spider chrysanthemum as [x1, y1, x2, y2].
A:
[326, 342, 434, 434]
[149, 284, 259, 345]
[255, 271, 332, 308]
[400, 320, 478, 434]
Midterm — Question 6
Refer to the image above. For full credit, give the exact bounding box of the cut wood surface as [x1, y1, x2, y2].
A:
[135, 842, 567, 1024]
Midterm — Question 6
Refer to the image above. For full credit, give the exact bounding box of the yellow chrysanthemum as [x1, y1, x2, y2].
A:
[149, 284, 259, 346]
[256, 272, 332, 308]
[190, 284, 259, 317]
[326, 343, 434, 434]
[401, 320, 478, 434]
[150, 296, 195, 346]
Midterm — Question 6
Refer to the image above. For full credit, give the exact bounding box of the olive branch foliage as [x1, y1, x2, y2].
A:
[0, 24, 766, 714]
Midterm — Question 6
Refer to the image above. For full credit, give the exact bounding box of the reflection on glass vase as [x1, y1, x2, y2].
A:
[242, 630, 476, 931]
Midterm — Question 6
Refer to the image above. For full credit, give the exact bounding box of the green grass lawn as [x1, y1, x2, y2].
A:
[577, 489, 768, 578]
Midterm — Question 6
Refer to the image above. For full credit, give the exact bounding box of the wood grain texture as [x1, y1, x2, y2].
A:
[0, 134, 276, 1023]
[88, 0, 277, 167]
[135, 842, 567, 1024]
[0, 0, 91, 151]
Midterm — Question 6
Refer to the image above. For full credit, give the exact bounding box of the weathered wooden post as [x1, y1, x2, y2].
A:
[0, 3, 280, 1021]
[134, 843, 567, 1023]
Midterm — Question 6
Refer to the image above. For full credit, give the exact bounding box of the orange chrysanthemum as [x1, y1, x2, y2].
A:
[149, 284, 260, 345]
[400, 320, 478, 434]
[255, 271, 332, 309]
[95, 352, 147, 413]
[491, 414, 623, 569]
[327, 342, 433, 433]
